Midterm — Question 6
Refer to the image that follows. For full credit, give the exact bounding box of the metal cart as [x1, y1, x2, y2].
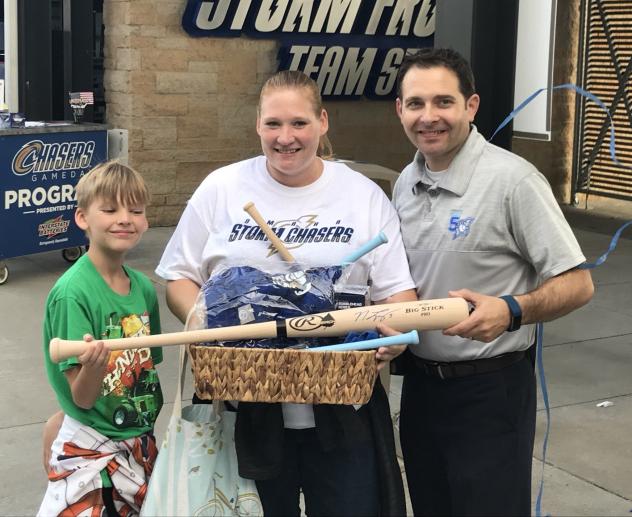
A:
[0, 123, 108, 284]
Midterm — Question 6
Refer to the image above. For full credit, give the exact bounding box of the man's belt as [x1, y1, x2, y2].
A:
[411, 349, 526, 380]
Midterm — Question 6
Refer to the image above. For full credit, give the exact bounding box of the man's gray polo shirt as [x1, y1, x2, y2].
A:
[393, 126, 586, 362]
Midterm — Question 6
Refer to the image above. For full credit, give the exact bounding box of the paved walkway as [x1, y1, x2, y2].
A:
[1, 211, 631, 515]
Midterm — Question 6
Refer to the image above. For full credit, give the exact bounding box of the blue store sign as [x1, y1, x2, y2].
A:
[181, 0, 435, 98]
[0, 130, 107, 259]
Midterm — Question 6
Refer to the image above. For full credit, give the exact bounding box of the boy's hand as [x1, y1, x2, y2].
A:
[65, 335, 110, 409]
[375, 323, 407, 371]
[77, 334, 109, 373]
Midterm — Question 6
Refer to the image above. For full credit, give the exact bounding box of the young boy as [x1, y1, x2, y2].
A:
[39, 161, 163, 516]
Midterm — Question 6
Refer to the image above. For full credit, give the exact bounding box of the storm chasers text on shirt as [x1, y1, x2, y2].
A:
[182, 0, 435, 98]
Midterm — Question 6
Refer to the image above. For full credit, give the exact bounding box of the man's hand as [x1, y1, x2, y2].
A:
[375, 323, 407, 371]
[442, 289, 510, 342]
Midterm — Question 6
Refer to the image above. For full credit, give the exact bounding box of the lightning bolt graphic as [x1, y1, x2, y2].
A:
[427, 1, 436, 24]
[269, 0, 280, 18]
[265, 214, 319, 257]
[294, 9, 304, 30]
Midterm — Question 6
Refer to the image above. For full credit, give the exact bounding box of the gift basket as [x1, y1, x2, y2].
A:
[187, 202, 389, 405]
[189, 345, 378, 405]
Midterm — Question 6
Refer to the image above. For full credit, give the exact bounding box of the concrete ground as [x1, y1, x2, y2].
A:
[1, 210, 631, 516]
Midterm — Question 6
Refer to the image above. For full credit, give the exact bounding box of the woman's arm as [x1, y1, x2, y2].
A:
[166, 278, 203, 324]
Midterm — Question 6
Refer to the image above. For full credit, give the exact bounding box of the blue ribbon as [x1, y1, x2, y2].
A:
[489, 83, 631, 517]
[490, 83, 631, 171]
[534, 322, 550, 517]
[579, 220, 632, 269]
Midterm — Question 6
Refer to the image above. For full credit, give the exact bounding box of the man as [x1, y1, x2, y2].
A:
[392, 48, 594, 516]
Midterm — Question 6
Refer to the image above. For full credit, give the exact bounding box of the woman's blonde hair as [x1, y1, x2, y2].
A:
[258, 70, 334, 160]
[75, 160, 150, 209]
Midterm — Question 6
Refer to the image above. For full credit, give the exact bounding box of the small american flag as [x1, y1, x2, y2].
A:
[79, 91, 94, 105]
[69, 91, 94, 106]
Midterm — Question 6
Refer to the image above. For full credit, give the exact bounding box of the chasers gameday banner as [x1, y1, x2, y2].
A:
[182, 0, 435, 98]
[0, 131, 107, 259]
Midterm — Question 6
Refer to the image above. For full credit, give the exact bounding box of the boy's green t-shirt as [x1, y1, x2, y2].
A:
[43, 254, 163, 441]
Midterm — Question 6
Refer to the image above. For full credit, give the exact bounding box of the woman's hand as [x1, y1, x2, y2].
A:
[375, 323, 406, 371]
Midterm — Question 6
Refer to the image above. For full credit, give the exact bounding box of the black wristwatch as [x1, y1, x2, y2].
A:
[500, 295, 522, 332]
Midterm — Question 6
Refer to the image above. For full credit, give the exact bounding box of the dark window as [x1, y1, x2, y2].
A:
[19, 0, 105, 122]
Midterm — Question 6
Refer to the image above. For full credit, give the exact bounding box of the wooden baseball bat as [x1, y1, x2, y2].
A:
[49, 298, 468, 363]
[243, 201, 295, 262]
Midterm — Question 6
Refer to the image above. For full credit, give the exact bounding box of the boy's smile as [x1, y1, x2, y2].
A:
[75, 198, 149, 257]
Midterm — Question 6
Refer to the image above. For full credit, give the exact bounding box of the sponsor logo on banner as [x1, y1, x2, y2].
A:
[181, 0, 435, 98]
[12, 139, 96, 176]
[38, 215, 71, 239]
[3, 138, 97, 211]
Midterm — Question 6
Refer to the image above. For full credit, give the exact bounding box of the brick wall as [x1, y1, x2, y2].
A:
[105, 1, 602, 222]
[511, 0, 580, 203]
[103, 1, 414, 226]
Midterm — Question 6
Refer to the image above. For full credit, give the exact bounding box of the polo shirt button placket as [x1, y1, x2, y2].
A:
[420, 198, 432, 219]
[424, 189, 439, 219]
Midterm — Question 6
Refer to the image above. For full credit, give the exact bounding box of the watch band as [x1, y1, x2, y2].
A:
[500, 295, 522, 332]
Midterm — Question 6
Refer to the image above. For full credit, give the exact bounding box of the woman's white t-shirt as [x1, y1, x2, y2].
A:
[157, 156, 415, 428]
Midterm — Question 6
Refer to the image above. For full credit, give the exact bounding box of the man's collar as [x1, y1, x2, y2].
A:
[413, 126, 485, 197]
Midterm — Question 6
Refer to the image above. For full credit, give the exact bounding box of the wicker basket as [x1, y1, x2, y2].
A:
[189, 345, 378, 405]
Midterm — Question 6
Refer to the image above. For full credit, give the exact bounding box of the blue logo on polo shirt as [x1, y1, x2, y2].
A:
[449, 211, 475, 240]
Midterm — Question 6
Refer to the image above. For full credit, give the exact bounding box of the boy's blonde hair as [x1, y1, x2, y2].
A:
[258, 70, 334, 160]
[75, 161, 150, 209]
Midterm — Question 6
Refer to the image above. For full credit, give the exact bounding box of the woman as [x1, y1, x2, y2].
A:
[156, 70, 416, 516]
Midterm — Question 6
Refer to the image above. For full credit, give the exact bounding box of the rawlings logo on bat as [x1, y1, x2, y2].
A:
[288, 313, 336, 331]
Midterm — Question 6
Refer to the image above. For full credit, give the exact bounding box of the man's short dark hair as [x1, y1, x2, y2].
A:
[396, 48, 476, 100]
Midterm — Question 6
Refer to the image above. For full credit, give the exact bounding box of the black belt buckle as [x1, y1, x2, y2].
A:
[427, 362, 445, 379]
[423, 361, 452, 379]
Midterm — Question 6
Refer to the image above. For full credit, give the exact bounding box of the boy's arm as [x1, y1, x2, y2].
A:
[64, 335, 110, 409]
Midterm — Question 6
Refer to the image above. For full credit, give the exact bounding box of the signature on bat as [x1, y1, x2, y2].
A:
[353, 308, 398, 323]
